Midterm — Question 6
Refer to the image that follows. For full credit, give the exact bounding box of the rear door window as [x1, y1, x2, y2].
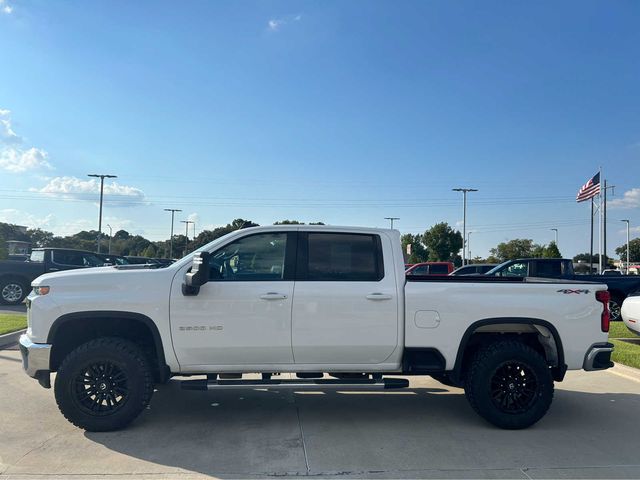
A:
[534, 261, 562, 278]
[429, 264, 450, 274]
[302, 233, 384, 281]
[52, 251, 85, 266]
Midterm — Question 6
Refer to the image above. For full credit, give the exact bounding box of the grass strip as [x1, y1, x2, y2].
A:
[611, 339, 640, 370]
[0, 313, 27, 336]
[609, 322, 638, 339]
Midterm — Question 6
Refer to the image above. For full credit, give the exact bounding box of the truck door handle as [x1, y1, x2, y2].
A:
[48, 268, 59, 271]
[260, 293, 288, 300]
[366, 293, 393, 301]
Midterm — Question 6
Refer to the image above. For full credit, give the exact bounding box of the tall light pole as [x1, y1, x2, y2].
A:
[181, 220, 194, 256]
[384, 217, 400, 229]
[106, 224, 113, 254]
[88, 173, 117, 253]
[452, 188, 478, 266]
[621, 220, 630, 273]
[551, 228, 558, 246]
[164, 208, 182, 259]
[467, 231, 473, 262]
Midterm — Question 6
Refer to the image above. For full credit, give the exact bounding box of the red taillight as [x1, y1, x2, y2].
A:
[596, 290, 610, 333]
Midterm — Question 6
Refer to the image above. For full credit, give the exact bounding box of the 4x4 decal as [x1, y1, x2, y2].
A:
[557, 289, 590, 294]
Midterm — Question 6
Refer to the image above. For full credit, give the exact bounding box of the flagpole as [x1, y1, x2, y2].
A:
[590, 197, 594, 273]
[604, 178, 608, 269]
[598, 167, 603, 274]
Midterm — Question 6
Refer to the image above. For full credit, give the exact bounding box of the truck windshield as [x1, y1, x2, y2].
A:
[485, 261, 510, 276]
[29, 251, 45, 263]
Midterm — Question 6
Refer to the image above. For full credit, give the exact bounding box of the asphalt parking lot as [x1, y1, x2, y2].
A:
[1, 347, 639, 480]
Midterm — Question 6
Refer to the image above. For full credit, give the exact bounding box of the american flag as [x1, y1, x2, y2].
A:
[576, 172, 600, 203]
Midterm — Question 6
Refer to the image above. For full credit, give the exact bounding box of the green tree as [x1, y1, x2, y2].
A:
[141, 245, 157, 258]
[401, 233, 429, 263]
[422, 223, 463, 262]
[26, 228, 54, 247]
[274, 220, 304, 225]
[616, 238, 640, 263]
[542, 241, 562, 258]
[489, 239, 542, 262]
[573, 252, 592, 262]
[189, 219, 260, 251]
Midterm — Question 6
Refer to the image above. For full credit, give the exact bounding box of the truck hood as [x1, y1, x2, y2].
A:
[31, 265, 174, 287]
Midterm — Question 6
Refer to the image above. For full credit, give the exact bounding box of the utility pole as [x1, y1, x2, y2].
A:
[106, 224, 113, 254]
[452, 188, 478, 266]
[603, 181, 615, 270]
[621, 220, 630, 274]
[384, 217, 400, 229]
[181, 220, 194, 256]
[164, 208, 182, 259]
[88, 173, 117, 253]
[551, 228, 558, 246]
[467, 231, 473, 262]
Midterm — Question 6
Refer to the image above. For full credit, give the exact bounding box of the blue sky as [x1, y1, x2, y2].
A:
[1, 0, 639, 259]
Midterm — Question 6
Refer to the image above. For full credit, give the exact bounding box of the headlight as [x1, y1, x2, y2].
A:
[33, 286, 50, 296]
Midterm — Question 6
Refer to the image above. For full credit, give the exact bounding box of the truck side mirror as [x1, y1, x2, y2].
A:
[182, 252, 210, 296]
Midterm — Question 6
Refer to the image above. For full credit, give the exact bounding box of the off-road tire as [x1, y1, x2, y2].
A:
[464, 340, 554, 429]
[54, 337, 154, 431]
[0, 277, 27, 305]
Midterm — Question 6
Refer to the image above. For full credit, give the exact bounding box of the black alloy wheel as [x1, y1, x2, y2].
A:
[73, 361, 130, 416]
[489, 361, 538, 414]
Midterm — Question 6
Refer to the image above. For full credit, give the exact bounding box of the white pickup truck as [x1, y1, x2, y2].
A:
[20, 225, 614, 431]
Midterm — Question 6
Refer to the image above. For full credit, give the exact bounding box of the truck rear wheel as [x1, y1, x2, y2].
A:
[464, 340, 553, 429]
[0, 277, 27, 305]
[54, 337, 154, 432]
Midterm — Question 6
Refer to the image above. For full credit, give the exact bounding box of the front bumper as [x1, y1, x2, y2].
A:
[583, 342, 614, 371]
[19, 334, 52, 388]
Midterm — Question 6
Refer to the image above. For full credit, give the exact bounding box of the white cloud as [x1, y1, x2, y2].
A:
[267, 14, 302, 32]
[0, 0, 13, 14]
[609, 188, 640, 209]
[0, 208, 54, 230]
[33, 176, 146, 207]
[0, 147, 52, 173]
[0, 109, 54, 174]
[0, 109, 23, 145]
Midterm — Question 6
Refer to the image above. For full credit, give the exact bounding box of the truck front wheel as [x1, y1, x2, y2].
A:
[54, 337, 154, 431]
[464, 341, 553, 429]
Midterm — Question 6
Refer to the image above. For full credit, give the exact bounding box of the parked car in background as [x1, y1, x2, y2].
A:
[602, 269, 623, 276]
[621, 294, 640, 336]
[485, 258, 640, 321]
[153, 258, 176, 267]
[123, 256, 162, 266]
[405, 262, 454, 276]
[0, 248, 108, 305]
[450, 264, 497, 276]
[97, 254, 129, 266]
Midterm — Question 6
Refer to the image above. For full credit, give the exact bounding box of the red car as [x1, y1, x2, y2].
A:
[405, 262, 454, 276]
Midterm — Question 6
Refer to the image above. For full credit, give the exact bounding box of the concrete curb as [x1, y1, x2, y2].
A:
[0, 328, 25, 349]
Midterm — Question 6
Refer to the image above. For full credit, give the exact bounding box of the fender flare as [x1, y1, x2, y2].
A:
[47, 310, 169, 379]
[451, 317, 566, 381]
